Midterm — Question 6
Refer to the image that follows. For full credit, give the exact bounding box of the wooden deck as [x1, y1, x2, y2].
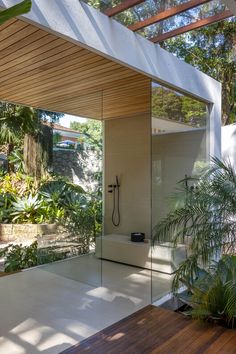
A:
[61, 305, 236, 354]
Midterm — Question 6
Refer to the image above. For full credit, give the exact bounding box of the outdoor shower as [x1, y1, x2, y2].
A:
[108, 175, 120, 226]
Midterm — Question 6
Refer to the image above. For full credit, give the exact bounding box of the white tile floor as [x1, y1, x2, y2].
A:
[0, 255, 172, 354]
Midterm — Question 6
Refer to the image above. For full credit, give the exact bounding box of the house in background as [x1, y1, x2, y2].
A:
[42, 122, 85, 148]
[52, 123, 82, 144]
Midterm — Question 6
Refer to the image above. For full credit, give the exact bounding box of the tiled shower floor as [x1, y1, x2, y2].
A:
[0, 255, 172, 354]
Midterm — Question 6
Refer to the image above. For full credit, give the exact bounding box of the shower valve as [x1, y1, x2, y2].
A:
[108, 184, 113, 193]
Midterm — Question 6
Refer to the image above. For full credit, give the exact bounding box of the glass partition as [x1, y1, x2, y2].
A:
[151, 82, 208, 302]
[0, 97, 103, 288]
[39, 101, 103, 287]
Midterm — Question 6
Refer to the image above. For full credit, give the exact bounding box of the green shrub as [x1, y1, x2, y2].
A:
[0, 193, 13, 223]
[179, 255, 236, 328]
[11, 194, 43, 223]
[8, 149, 24, 173]
[0, 172, 37, 197]
[0, 173, 102, 246]
[153, 158, 236, 327]
[0, 241, 66, 272]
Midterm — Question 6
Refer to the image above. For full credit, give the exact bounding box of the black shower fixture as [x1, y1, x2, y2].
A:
[108, 176, 120, 226]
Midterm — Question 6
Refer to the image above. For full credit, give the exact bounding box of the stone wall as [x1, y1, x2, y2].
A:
[0, 224, 57, 242]
[53, 149, 82, 181]
[53, 148, 101, 193]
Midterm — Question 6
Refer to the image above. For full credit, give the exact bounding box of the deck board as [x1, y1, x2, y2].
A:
[61, 305, 236, 354]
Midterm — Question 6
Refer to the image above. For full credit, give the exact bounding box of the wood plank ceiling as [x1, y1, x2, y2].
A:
[0, 18, 151, 120]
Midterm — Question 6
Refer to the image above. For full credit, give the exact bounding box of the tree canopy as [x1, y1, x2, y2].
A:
[70, 119, 102, 152]
[163, 19, 236, 125]
[152, 86, 207, 127]
[86, 0, 235, 125]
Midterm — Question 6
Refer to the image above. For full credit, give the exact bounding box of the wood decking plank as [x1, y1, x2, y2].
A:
[61, 306, 236, 354]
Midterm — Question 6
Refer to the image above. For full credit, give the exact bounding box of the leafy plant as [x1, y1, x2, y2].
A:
[0, 193, 13, 223]
[39, 179, 85, 219]
[0, 0, 32, 25]
[153, 158, 236, 325]
[11, 194, 43, 223]
[70, 119, 103, 153]
[0, 104, 39, 172]
[0, 241, 38, 272]
[154, 157, 236, 269]
[0, 172, 35, 197]
[178, 255, 236, 328]
[0, 241, 66, 272]
[8, 149, 24, 173]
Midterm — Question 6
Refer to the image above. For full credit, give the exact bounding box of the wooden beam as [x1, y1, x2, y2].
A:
[104, 0, 144, 17]
[151, 10, 234, 43]
[128, 0, 211, 32]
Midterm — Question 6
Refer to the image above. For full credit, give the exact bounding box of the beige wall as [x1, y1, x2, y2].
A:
[152, 129, 206, 228]
[104, 114, 151, 237]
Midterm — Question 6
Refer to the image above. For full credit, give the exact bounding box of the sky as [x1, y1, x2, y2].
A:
[59, 114, 87, 128]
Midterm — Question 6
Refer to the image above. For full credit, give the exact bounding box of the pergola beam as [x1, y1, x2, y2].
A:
[104, 0, 144, 17]
[151, 10, 233, 43]
[128, 0, 211, 32]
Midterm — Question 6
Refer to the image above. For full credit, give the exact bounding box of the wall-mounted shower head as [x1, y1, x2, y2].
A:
[116, 175, 120, 187]
[108, 176, 121, 227]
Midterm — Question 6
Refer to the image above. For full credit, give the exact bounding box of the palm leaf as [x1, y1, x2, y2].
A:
[0, 0, 32, 25]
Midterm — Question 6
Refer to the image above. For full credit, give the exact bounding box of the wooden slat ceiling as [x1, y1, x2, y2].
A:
[0, 18, 151, 120]
[103, 0, 234, 42]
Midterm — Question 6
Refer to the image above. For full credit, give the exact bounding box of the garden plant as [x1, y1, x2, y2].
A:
[0, 103, 102, 273]
[153, 158, 236, 327]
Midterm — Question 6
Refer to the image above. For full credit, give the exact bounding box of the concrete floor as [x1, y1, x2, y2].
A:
[0, 254, 172, 354]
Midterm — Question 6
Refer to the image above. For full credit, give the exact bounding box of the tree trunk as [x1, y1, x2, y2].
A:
[222, 68, 235, 126]
[153, 0, 166, 36]
[7, 143, 14, 173]
[23, 124, 53, 179]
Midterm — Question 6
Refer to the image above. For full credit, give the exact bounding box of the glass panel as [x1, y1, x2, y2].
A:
[0, 96, 103, 288]
[151, 82, 208, 302]
[40, 103, 103, 287]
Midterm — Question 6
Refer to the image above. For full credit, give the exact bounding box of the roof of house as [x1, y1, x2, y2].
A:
[43, 121, 81, 135]
[52, 123, 81, 135]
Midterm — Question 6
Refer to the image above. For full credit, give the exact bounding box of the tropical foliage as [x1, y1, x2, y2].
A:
[0, 102, 63, 176]
[0, 170, 101, 232]
[70, 119, 103, 153]
[0, 173, 81, 222]
[179, 255, 236, 327]
[0, 172, 102, 271]
[0, 104, 38, 171]
[153, 158, 236, 326]
[152, 86, 207, 127]
[87, 0, 235, 124]
[164, 19, 236, 125]
[0, 241, 66, 272]
[0, 103, 102, 272]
